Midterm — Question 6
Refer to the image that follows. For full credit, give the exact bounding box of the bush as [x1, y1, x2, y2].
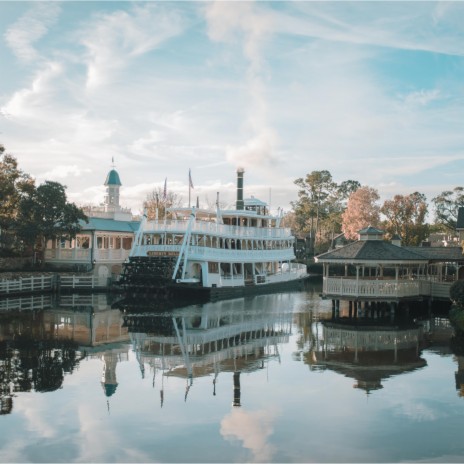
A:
[449, 304, 464, 335]
[449, 280, 464, 307]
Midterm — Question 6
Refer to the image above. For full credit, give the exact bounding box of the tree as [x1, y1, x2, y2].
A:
[16, 181, 87, 254]
[432, 187, 464, 231]
[291, 171, 360, 253]
[341, 186, 380, 240]
[143, 186, 182, 220]
[293, 170, 337, 253]
[0, 144, 35, 249]
[381, 192, 428, 246]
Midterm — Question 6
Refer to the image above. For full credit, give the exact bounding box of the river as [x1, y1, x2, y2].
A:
[0, 280, 463, 463]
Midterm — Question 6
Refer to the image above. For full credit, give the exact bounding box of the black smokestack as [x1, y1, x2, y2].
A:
[236, 168, 245, 210]
[233, 371, 241, 407]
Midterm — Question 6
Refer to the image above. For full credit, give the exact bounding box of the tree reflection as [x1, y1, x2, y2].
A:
[0, 339, 84, 414]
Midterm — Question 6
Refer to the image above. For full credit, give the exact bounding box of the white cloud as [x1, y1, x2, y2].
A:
[403, 89, 441, 107]
[1, 61, 63, 120]
[40, 164, 92, 181]
[220, 407, 278, 463]
[275, 2, 464, 57]
[79, 3, 185, 89]
[205, 2, 277, 170]
[4, 2, 61, 63]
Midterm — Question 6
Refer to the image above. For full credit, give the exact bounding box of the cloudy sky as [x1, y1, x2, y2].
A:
[1, 1, 464, 215]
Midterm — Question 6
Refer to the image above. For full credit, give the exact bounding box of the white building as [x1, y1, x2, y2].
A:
[44, 166, 140, 284]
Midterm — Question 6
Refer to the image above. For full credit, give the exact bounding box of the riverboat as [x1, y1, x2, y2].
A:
[119, 169, 308, 299]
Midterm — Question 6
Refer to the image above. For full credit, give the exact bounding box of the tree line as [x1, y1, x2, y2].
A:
[0, 144, 86, 258]
[283, 169, 464, 255]
[2, 142, 463, 260]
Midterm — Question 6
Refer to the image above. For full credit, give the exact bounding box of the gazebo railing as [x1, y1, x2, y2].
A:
[323, 277, 432, 298]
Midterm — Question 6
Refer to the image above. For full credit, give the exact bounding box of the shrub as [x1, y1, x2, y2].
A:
[449, 304, 464, 335]
[449, 280, 464, 307]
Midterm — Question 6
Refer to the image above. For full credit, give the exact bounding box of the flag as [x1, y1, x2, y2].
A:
[163, 177, 167, 200]
[189, 169, 194, 189]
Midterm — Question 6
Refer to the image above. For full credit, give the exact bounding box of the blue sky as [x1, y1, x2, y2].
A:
[1, 1, 464, 216]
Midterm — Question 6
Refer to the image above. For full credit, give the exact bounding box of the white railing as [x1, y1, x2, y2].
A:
[59, 275, 109, 289]
[135, 244, 294, 263]
[430, 281, 453, 299]
[0, 294, 53, 311]
[142, 219, 291, 239]
[323, 277, 433, 298]
[44, 248, 131, 262]
[265, 264, 308, 284]
[0, 275, 55, 295]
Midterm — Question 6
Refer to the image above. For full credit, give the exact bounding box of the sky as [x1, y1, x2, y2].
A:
[1, 1, 464, 216]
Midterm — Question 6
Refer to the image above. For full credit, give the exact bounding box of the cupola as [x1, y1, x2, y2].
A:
[358, 226, 384, 241]
[391, 233, 402, 247]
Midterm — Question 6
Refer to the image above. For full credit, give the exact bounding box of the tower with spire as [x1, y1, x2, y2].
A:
[84, 158, 132, 221]
[104, 158, 122, 213]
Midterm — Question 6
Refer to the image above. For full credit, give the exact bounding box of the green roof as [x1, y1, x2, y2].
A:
[80, 218, 140, 233]
[105, 169, 122, 186]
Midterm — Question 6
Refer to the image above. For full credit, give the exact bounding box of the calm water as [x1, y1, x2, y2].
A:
[0, 281, 463, 463]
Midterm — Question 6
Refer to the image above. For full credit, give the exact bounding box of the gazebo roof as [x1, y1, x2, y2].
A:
[358, 226, 384, 235]
[315, 240, 429, 264]
[403, 246, 464, 262]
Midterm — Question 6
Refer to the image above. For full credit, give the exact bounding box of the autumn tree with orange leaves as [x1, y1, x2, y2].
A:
[342, 186, 381, 240]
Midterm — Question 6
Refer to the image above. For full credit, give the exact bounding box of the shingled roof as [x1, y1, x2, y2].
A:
[315, 240, 429, 264]
[403, 246, 464, 262]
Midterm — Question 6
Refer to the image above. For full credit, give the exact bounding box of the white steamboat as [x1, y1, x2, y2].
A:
[120, 169, 308, 300]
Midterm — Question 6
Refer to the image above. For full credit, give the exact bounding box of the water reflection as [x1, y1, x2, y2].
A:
[122, 294, 294, 406]
[315, 320, 427, 393]
[1, 291, 461, 406]
[0, 293, 130, 416]
[0, 289, 463, 462]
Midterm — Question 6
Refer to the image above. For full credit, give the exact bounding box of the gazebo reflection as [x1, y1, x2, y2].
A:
[305, 318, 428, 393]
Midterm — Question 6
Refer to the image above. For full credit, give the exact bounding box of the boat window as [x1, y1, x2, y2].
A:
[208, 262, 219, 273]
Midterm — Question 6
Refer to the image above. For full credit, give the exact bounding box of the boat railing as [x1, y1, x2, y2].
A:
[142, 219, 291, 239]
[135, 244, 294, 262]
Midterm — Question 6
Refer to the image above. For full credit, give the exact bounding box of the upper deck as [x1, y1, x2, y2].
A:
[141, 218, 292, 240]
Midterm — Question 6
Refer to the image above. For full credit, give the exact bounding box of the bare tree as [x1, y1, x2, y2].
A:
[143, 187, 183, 220]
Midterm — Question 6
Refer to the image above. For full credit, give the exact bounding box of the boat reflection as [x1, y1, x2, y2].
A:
[121, 294, 294, 405]
[0, 290, 462, 419]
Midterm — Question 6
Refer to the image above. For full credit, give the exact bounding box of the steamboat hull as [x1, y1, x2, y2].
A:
[121, 275, 309, 302]
[119, 256, 309, 302]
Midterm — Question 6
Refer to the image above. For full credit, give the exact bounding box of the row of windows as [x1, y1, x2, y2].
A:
[52, 235, 133, 250]
[142, 233, 293, 250]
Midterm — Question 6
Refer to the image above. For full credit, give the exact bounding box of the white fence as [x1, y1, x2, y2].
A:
[0, 275, 55, 295]
[0, 274, 111, 296]
[0, 294, 53, 311]
[323, 277, 452, 300]
[59, 275, 110, 290]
